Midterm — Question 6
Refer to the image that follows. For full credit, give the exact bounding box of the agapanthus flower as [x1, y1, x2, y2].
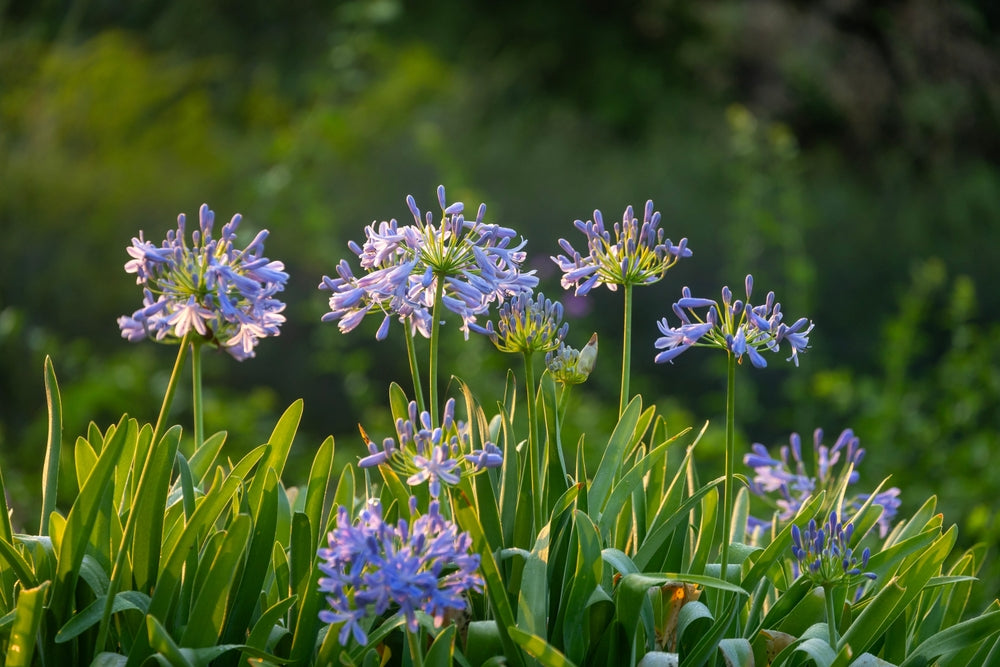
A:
[471, 291, 569, 354]
[320, 185, 538, 340]
[654, 274, 812, 367]
[744, 428, 901, 538]
[791, 511, 877, 588]
[358, 397, 502, 497]
[118, 204, 287, 360]
[545, 333, 599, 385]
[551, 200, 691, 295]
[317, 497, 483, 646]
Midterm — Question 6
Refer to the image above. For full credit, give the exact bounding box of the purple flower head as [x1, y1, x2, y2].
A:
[320, 186, 538, 340]
[118, 204, 288, 360]
[790, 511, 877, 589]
[317, 498, 484, 645]
[551, 200, 690, 296]
[356, 397, 502, 496]
[471, 291, 569, 354]
[744, 428, 901, 539]
[653, 275, 812, 367]
[545, 332, 599, 385]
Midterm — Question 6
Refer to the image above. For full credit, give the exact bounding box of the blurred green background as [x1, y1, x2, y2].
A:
[1, 0, 998, 596]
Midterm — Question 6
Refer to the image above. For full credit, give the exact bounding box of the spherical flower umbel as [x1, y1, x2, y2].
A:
[551, 199, 691, 295]
[117, 204, 288, 360]
[357, 397, 502, 497]
[791, 511, 877, 588]
[317, 497, 484, 646]
[744, 428, 902, 538]
[471, 291, 569, 355]
[654, 274, 813, 368]
[319, 185, 538, 340]
[545, 333, 599, 385]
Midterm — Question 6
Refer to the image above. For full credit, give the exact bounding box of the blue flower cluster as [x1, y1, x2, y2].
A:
[317, 497, 483, 646]
[791, 511, 876, 587]
[551, 200, 691, 295]
[744, 428, 901, 538]
[320, 185, 537, 340]
[654, 274, 812, 367]
[358, 398, 502, 497]
[118, 204, 288, 360]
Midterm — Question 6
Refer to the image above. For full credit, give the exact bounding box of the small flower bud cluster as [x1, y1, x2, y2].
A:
[551, 200, 691, 295]
[654, 274, 812, 367]
[118, 204, 287, 360]
[317, 497, 483, 646]
[545, 333, 599, 385]
[471, 291, 569, 354]
[791, 511, 877, 588]
[358, 398, 502, 497]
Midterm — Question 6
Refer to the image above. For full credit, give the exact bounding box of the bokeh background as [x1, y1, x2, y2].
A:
[2, 0, 999, 598]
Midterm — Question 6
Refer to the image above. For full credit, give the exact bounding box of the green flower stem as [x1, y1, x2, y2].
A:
[190, 340, 204, 450]
[619, 283, 634, 417]
[721, 351, 736, 582]
[406, 628, 425, 667]
[429, 277, 446, 423]
[825, 585, 839, 647]
[523, 351, 543, 524]
[152, 331, 193, 446]
[404, 323, 426, 414]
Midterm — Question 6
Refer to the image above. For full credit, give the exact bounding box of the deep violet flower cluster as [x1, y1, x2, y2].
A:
[118, 204, 288, 360]
[319, 185, 538, 340]
[744, 428, 902, 538]
[358, 398, 502, 497]
[317, 497, 483, 646]
[471, 291, 569, 355]
[654, 274, 812, 367]
[551, 200, 691, 295]
[791, 511, 876, 588]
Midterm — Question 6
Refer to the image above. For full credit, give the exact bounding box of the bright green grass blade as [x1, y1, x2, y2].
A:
[125, 445, 267, 667]
[4, 581, 49, 667]
[899, 609, 1000, 667]
[597, 436, 677, 541]
[425, 624, 457, 667]
[221, 468, 279, 649]
[145, 614, 196, 667]
[131, 425, 182, 593]
[456, 498, 526, 667]
[74, 436, 98, 495]
[180, 514, 252, 648]
[56, 590, 150, 643]
[563, 511, 603, 665]
[51, 415, 131, 624]
[246, 400, 303, 511]
[508, 626, 578, 667]
[189, 430, 227, 488]
[244, 595, 297, 654]
[588, 396, 642, 517]
[40, 356, 62, 536]
[304, 436, 335, 547]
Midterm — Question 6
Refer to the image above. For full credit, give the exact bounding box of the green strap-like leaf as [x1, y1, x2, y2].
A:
[588, 396, 642, 517]
[56, 590, 151, 643]
[900, 609, 1000, 667]
[4, 581, 49, 667]
[508, 626, 579, 667]
[40, 356, 62, 536]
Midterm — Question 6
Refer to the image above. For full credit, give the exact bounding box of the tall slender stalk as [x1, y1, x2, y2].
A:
[522, 351, 543, 524]
[406, 627, 426, 667]
[190, 340, 204, 450]
[152, 331, 193, 446]
[404, 324, 426, 414]
[825, 585, 840, 648]
[619, 283, 634, 417]
[721, 352, 737, 581]
[429, 277, 446, 423]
